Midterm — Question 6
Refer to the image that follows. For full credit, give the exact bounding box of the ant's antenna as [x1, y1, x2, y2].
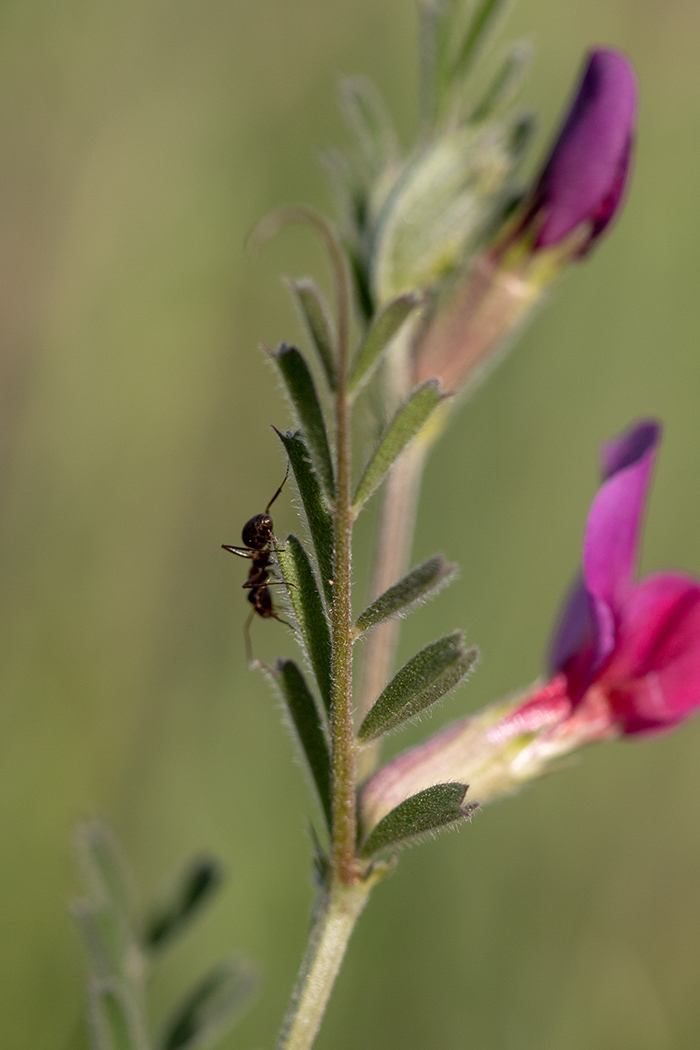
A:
[265, 464, 290, 514]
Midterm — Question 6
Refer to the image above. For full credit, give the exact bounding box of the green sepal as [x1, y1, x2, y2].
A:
[360, 783, 475, 858]
[158, 956, 259, 1050]
[273, 428, 334, 607]
[272, 344, 335, 500]
[354, 555, 456, 636]
[353, 380, 446, 512]
[372, 123, 513, 301]
[349, 292, 421, 395]
[358, 632, 478, 742]
[276, 659, 332, 829]
[89, 978, 149, 1050]
[277, 534, 333, 714]
[143, 858, 222, 952]
[285, 278, 338, 392]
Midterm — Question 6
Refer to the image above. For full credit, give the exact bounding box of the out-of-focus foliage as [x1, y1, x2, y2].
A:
[0, 1, 699, 1049]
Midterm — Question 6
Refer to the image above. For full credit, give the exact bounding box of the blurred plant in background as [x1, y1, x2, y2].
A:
[67, 1, 700, 1048]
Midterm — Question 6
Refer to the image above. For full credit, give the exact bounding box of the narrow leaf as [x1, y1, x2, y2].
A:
[73, 901, 126, 981]
[158, 957, 259, 1050]
[89, 978, 149, 1050]
[277, 535, 333, 713]
[470, 41, 532, 123]
[286, 278, 338, 391]
[354, 556, 456, 635]
[276, 660, 332, 829]
[359, 632, 478, 741]
[273, 429, 334, 606]
[349, 292, 421, 395]
[144, 859, 222, 951]
[76, 821, 133, 919]
[451, 0, 510, 85]
[353, 380, 446, 511]
[338, 75, 398, 172]
[272, 344, 335, 499]
[360, 783, 474, 858]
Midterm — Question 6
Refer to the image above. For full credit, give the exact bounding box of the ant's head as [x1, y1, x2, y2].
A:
[242, 512, 273, 549]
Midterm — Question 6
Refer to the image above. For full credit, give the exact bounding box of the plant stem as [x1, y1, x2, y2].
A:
[275, 879, 372, 1050]
[356, 440, 428, 783]
[330, 249, 357, 885]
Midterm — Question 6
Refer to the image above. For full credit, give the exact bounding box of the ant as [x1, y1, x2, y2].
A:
[222, 465, 293, 663]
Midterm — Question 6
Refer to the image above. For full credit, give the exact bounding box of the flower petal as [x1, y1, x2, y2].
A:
[600, 572, 700, 732]
[600, 419, 660, 480]
[583, 422, 658, 614]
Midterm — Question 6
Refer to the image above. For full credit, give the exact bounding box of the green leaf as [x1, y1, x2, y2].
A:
[359, 631, 478, 742]
[277, 535, 333, 713]
[353, 380, 446, 512]
[349, 292, 421, 395]
[88, 978, 149, 1050]
[73, 900, 131, 982]
[451, 0, 510, 86]
[73, 824, 138, 983]
[76, 822, 134, 919]
[272, 344, 335, 500]
[360, 782, 475, 858]
[276, 660, 332, 829]
[338, 75, 398, 174]
[158, 957, 259, 1050]
[354, 556, 456, 636]
[470, 41, 532, 123]
[143, 859, 222, 952]
[273, 429, 334, 607]
[285, 278, 338, 392]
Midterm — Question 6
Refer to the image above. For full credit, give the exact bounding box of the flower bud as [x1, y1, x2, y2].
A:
[517, 48, 638, 256]
[414, 49, 638, 393]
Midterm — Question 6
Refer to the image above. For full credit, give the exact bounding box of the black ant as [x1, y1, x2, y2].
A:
[222, 466, 293, 663]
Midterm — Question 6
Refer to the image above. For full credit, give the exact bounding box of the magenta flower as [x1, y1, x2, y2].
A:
[361, 422, 700, 828]
[550, 420, 700, 734]
[517, 48, 638, 256]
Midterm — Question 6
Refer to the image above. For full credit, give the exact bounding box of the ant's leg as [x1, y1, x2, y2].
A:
[271, 612, 295, 631]
[243, 608, 255, 666]
[265, 463, 290, 514]
[222, 545, 255, 558]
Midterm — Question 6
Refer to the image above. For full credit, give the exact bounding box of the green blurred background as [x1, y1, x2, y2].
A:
[0, 0, 699, 1047]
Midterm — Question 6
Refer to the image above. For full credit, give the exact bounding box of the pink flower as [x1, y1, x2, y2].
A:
[550, 420, 700, 734]
[361, 422, 700, 827]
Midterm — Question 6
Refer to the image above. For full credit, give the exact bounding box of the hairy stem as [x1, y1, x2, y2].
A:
[356, 440, 428, 782]
[275, 879, 372, 1050]
[330, 254, 357, 885]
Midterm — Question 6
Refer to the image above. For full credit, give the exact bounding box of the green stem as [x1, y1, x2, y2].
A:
[329, 236, 358, 886]
[356, 441, 428, 783]
[275, 879, 372, 1050]
[275, 222, 363, 1050]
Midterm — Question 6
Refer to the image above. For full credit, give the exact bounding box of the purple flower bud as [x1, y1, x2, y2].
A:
[520, 48, 638, 255]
